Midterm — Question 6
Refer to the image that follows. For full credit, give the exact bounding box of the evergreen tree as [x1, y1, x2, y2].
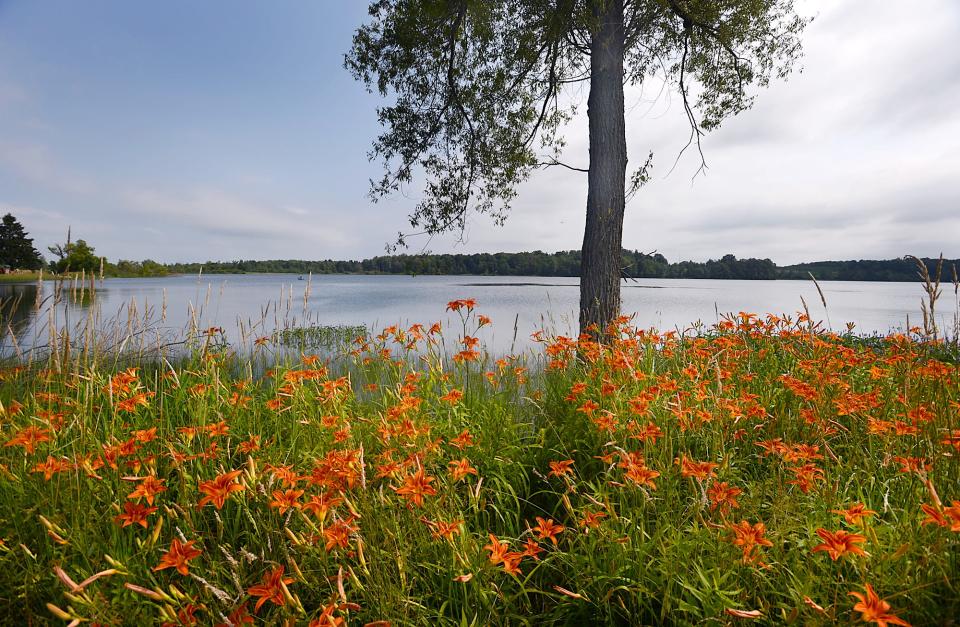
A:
[0, 213, 44, 271]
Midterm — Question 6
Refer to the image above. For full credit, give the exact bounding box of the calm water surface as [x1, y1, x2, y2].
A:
[0, 274, 943, 355]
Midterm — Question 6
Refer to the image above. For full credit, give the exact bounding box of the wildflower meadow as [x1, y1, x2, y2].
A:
[0, 300, 957, 625]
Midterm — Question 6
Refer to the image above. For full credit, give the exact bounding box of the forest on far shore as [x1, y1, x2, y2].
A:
[164, 251, 957, 283]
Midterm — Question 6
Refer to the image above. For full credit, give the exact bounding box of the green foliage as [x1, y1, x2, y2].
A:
[0, 214, 44, 271]
[165, 251, 779, 279]
[0, 311, 956, 625]
[345, 0, 809, 245]
[48, 239, 101, 274]
[103, 259, 169, 278]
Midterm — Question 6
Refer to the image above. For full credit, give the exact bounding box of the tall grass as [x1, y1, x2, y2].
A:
[0, 296, 957, 626]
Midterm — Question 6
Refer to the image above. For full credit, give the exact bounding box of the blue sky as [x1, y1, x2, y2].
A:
[1, 0, 958, 264]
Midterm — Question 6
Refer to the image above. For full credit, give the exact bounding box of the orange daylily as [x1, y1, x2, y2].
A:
[832, 503, 877, 526]
[248, 566, 295, 612]
[849, 584, 911, 627]
[153, 538, 202, 576]
[531, 517, 564, 545]
[548, 459, 575, 478]
[197, 470, 245, 509]
[269, 489, 304, 514]
[448, 458, 478, 482]
[484, 534, 510, 565]
[729, 520, 773, 564]
[677, 455, 719, 481]
[811, 528, 868, 560]
[393, 468, 437, 507]
[114, 501, 158, 528]
[127, 475, 167, 505]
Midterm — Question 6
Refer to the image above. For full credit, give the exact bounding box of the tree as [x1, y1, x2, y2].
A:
[0, 213, 44, 271]
[346, 0, 808, 336]
[48, 238, 101, 274]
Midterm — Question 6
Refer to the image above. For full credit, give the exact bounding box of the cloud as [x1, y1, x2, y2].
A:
[0, 141, 98, 195]
[119, 186, 360, 256]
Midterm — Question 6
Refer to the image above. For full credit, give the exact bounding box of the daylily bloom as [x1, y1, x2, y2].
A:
[323, 517, 358, 551]
[269, 489, 304, 514]
[677, 455, 719, 481]
[394, 468, 437, 507]
[531, 517, 564, 545]
[548, 459, 575, 478]
[153, 538, 202, 576]
[197, 470, 245, 509]
[707, 482, 742, 514]
[849, 584, 911, 627]
[811, 528, 868, 560]
[114, 501, 158, 528]
[484, 534, 509, 565]
[127, 475, 167, 505]
[430, 519, 463, 540]
[448, 458, 478, 482]
[729, 520, 773, 564]
[248, 566, 295, 612]
[832, 503, 877, 526]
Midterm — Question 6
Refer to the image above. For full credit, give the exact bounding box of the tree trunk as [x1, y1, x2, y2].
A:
[580, 0, 627, 339]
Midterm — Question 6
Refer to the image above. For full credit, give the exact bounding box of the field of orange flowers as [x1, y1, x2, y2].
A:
[0, 300, 958, 625]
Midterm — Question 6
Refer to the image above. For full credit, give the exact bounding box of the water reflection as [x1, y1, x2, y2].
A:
[0, 283, 39, 347]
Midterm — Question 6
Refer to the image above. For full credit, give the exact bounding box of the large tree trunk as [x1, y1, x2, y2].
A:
[580, 0, 627, 339]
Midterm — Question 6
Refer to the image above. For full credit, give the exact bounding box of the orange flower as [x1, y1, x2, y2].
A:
[500, 551, 524, 576]
[811, 528, 868, 560]
[323, 517, 358, 551]
[430, 519, 463, 540]
[153, 538, 202, 576]
[450, 429, 474, 449]
[4, 425, 52, 454]
[448, 458, 478, 482]
[127, 475, 167, 505]
[238, 435, 261, 453]
[579, 509, 608, 531]
[31, 455, 71, 480]
[728, 520, 773, 564]
[446, 298, 476, 312]
[548, 459, 575, 478]
[248, 566, 295, 613]
[484, 534, 509, 565]
[393, 468, 437, 507]
[832, 503, 877, 526]
[531, 517, 565, 545]
[677, 455, 719, 481]
[439, 388, 463, 404]
[114, 501, 158, 528]
[618, 451, 660, 489]
[521, 538, 544, 560]
[849, 584, 911, 627]
[707, 482, 742, 514]
[197, 470, 245, 509]
[302, 492, 343, 522]
[269, 489, 304, 514]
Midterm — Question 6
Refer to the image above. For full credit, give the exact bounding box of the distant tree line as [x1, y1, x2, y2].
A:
[166, 252, 958, 282]
[2, 211, 954, 282]
[777, 258, 959, 282]
[166, 251, 780, 280]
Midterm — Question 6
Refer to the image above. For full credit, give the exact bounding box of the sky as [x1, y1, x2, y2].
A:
[0, 0, 957, 265]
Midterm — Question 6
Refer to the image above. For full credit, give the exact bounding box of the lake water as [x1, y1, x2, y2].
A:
[0, 274, 949, 356]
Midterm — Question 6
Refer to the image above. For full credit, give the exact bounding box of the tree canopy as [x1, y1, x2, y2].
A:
[0, 213, 44, 271]
[346, 0, 809, 334]
[48, 238, 102, 274]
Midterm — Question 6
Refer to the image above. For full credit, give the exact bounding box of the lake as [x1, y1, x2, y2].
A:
[0, 274, 947, 356]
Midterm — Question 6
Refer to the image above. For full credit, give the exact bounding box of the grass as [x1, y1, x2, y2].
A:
[0, 272, 42, 284]
[0, 302, 957, 626]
